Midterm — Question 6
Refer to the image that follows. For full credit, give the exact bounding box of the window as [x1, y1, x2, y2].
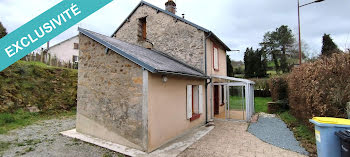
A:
[73, 55, 79, 63]
[213, 45, 219, 71]
[186, 85, 203, 121]
[74, 43, 79, 49]
[138, 17, 147, 41]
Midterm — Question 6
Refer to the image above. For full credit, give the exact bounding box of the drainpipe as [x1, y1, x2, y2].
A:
[204, 32, 212, 124]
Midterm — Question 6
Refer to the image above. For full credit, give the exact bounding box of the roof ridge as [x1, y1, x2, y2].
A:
[110, 1, 230, 51]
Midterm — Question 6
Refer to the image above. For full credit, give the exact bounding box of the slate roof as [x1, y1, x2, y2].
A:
[111, 0, 231, 51]
[78, 28, 206, 78]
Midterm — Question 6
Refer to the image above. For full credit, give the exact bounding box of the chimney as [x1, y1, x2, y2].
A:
[165, 0, 176, 14]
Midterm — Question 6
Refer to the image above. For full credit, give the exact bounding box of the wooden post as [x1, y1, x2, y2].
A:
[48, 53, 52, 66]
[40, 51, 44, 63]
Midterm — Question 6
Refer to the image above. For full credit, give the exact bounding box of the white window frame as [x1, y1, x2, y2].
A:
[186, 85, 203, 120]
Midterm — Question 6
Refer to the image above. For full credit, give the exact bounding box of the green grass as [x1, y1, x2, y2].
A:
[254, 97, 272, 113]
[267, 70, 277, 76]
[279, 111, 297, 124]
[229, 96, 271, 113]
[229, 96, 244, 110]
[0, 109, 76, 134]
[279, 111, 316, 145]
[0, 141, 11, 155]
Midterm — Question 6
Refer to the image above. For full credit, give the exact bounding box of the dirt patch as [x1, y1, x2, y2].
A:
[0, 117, 125, 157]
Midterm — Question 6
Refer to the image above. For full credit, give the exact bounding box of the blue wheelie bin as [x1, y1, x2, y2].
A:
[309, 117, 350, 157]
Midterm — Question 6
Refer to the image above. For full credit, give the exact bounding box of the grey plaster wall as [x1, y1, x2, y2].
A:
[114, 5, 205, 72]
[76, 34, 146, 150]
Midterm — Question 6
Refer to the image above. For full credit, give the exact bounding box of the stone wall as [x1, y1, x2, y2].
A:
[76, 34, 146, 150]
[114, 5, 205, 72]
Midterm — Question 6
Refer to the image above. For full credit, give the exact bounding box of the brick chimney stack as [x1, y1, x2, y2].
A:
[165, 0, 176, 14]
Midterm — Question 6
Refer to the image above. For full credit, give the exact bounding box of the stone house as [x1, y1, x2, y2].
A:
[48, 35, 79, 64]
[76, 0, 255, 153]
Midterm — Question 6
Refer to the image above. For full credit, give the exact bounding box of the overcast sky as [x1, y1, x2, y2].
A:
[1, 0, 349, 61]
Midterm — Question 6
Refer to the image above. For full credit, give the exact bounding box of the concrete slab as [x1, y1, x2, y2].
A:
[60, 129, 146, 156]
[60, 125, 214, 157]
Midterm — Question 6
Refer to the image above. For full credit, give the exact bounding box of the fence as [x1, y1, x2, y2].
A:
[21, 50, 78, 69]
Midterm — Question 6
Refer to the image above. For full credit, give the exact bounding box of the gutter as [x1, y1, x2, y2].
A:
[204, 32, 212, 124]
[157, 70, 208, 79]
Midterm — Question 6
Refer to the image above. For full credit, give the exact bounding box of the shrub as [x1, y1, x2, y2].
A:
[287, 53, 350, 125]
[269, 76, 288, 102]
[250, 78, 271, 97]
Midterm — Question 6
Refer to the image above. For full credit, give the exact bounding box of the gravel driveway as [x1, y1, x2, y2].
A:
[248, 113, 309, 155]
[0, 117, 122, 157]
[178, 120, 307, 157]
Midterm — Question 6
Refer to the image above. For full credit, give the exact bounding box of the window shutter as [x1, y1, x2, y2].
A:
[186, 85, 193, 119]
[214, 47, 219, 70]
[198, 85, 203, 114]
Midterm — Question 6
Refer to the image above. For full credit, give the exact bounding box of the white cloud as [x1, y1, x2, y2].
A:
[1, 0, 349, 61]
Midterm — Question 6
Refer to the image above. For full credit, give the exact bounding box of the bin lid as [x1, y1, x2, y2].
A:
[312, 117, 350, 125]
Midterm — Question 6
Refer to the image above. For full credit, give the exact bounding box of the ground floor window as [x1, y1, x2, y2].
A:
[186, 85, 203, 121]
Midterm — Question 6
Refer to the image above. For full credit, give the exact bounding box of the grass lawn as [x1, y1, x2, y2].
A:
[229, 96, 244, 110]
[267, 70, 277, 76]
[229, 96, 271, 113]
[0, 109, 76, 134]
[254, 97, 272, 113]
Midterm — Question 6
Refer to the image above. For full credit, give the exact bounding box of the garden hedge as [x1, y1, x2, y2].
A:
[287, 53, 350, 125]
[269, 76, 288, 102]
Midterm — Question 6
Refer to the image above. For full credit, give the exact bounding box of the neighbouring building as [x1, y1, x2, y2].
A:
[76, 0, 255, 153]
[48, 35, 79, 64]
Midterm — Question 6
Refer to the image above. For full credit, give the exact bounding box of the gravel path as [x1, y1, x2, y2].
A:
[0, 117, 123, 157]
[248, 113, 309, 155]
[178, 120, 307, 157]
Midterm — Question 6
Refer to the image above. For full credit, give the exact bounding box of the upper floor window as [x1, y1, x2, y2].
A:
[138, 17, 147, 41]
[213, 45, 219, 71]
[74, 43, 79, 49]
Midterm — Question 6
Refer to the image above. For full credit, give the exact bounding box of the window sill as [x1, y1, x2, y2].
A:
[190, 114, 201, 121]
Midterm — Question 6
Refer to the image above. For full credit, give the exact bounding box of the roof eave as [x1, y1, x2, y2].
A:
[158, 70, 208, 79]
[209, 33, 231, 51]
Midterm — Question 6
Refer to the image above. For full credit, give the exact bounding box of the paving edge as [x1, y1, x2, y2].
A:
[60, 125, 214, 157]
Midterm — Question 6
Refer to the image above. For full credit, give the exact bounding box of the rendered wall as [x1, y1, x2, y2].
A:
[147, 73, 206, 152]
[49, 36, 79, 63]
[76, 34, 147, 151]
[114, 5, 205, 72]
[206, 38, 227, 77]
